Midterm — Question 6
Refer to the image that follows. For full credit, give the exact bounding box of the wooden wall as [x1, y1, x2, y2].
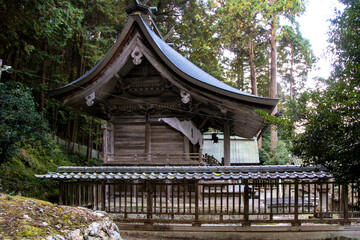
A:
[150, 122, 184, 154]
[108, 117, 195, 165]
[113, 117, 145, 155]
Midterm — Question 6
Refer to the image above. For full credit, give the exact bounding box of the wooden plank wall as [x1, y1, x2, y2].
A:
[113, 117, 145, 155]
[151, 123, 185, 154]
[112, 117, 189, 160]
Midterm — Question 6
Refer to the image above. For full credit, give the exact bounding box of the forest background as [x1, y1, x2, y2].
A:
[0, 0, 358, 200]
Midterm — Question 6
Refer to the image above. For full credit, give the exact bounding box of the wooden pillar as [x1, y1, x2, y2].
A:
[341, 184, 350, 225]
[243, 180, 250, 227]
[145, 115, 151, 161]
[223, 121, 230, 166]
[183, 136, 189, 161]
[101, 124, 108, 163]
[292, 179, 301, 226]
[146, 181, 153, 225]
[101, 181, 106, 211]
[59, 181, 64, 205]
[193, 180, 200, 226]
[102, 121, 114, 163]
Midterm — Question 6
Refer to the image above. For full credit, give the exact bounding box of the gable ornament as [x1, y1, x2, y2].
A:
[85, 92, 95, 106]
[180, 89, 191, 104]
[131, 46, 143, 65]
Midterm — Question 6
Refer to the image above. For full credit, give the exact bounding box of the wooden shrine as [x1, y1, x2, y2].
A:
[49, 2, 278, 166]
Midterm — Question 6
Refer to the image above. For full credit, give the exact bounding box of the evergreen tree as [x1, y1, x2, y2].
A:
[279, 0, 360, 182]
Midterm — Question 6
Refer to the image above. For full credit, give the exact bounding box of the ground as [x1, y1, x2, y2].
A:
[0, 193, 107, 239]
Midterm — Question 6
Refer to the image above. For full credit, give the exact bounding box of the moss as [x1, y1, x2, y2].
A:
[0, 194, 105, 239]
[18, 225, 46, 237]
[0, 140, 101, 201]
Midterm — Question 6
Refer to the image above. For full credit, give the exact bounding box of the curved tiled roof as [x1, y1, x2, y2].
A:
[49, 14, 278, 108]
[35, 165, 332, 180]
[35, 171, 332, 180]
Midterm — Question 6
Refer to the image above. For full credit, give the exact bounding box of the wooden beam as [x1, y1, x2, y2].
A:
[145, 114, 151, 161]
[223, 121, 230, 166]
[183, 136, 189, 161]
[198, 117, 209, 130]
[163, 26, 175, 41]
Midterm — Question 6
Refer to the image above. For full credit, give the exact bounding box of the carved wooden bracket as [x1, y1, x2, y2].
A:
[131, 46, 143, 65]
[85, 92, 95, 106]
[180, 89, 191, 104]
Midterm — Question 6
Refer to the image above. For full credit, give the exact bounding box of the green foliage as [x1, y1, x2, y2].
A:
[0, 139, 101, 201]
[154, 0, 224, 80]
[0, 82, 49, 164]
[214, 0, 309, 97]
[261, 0, 360, 183]
[278, 25, 317, 98]
[259, 128, 293, 165]
[0, 81, 101, 200]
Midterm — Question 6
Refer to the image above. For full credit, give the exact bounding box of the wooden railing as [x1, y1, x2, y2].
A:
[59, 178, 360, 226]
[202, 154, 222, 166]
[106, 153, 205, 165]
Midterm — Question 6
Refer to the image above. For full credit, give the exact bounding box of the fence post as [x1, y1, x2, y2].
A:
[243, 180, 250, 227]
[341, 183, 350, 225]
[194, 180, 200, 226]
[292, 179, 301, 226]
[59, 181, 64, 205]
[146, 181, 153, 226]
[101, 181, 106, 211]
[78, 182, 82, 207]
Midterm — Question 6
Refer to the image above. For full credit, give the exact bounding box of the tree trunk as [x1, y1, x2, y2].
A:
[236, 54, 245, 90]
[71, 110, 79, 152]
[39, 41, 48, 112]
[78, 35, 85, 77]
[270, 7, 278, 151]
[248, 37, 257, 95]
[66, 120, 71, 150]
[290, 45, 295, 99]
[52, 103, 59, 132]
[87, 117, 93, 162]
[257, 136, 262, 149]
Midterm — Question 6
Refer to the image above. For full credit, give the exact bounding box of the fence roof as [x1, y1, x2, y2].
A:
[35, 165, 332, 180]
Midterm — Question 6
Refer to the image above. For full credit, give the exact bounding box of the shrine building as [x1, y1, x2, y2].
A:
[49, 2, 278, 166]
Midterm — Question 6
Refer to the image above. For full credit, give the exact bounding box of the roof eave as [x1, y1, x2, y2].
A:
[132, 15, 278, 109]
[48, 17, 137, 98]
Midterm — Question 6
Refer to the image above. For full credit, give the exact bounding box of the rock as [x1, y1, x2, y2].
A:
[88, 221, 101, 235]
[68, 229, 83, 240]
[93, 211, 106, 218]
[87, 236, 101, 240]
[23, 214, 32, 220]
[37, 207, 45, 213]
[45, 235, 66, 240]
[42, 222, 49, 226]
[108, 230, 122, 240]
[97, 230, 109, 239]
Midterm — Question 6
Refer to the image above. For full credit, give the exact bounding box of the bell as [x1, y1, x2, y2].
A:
[211, 133, 219, 143]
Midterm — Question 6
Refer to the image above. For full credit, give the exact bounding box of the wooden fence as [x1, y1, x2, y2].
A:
[59, 178, 360, 226]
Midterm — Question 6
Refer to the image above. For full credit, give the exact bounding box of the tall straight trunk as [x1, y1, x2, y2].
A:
[236, 54, 245, 90]
[66, 120, 71, 150]
[11, 48, 19, 82]
[87, 117, 94, 162]
[78, 35, 85, 77]
[39, 41, 48, 112]
[68, 34, 77, 82]
[71, 110, 79, 152]
[248, 38, 257, 95]
[52, 104, 59, 132]
[290, 45, 295, 99]
[270, 6, 278, 151]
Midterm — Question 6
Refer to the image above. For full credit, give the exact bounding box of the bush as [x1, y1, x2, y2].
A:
[0, 82, 48, 164]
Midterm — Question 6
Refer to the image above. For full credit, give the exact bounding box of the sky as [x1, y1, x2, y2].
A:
[297, 0, 345, 86]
